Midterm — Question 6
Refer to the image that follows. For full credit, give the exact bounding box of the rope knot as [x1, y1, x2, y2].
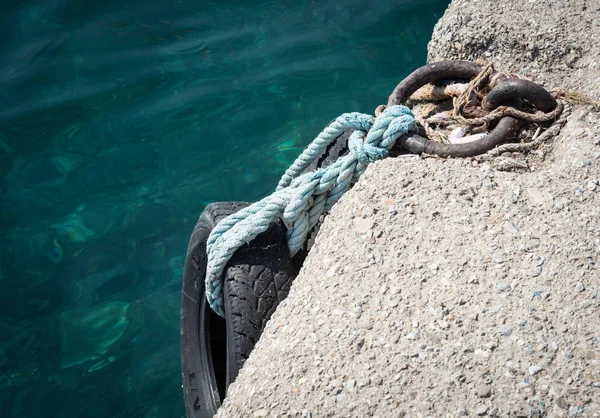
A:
[349, 131, 387, 165]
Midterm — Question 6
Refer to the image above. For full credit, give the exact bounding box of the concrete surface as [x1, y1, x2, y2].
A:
[219, 0, 600, 416]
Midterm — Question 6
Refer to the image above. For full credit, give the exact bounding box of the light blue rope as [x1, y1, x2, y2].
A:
[205, 105, 417, 316]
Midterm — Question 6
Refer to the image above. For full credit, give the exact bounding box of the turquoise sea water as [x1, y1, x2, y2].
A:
[0, 1, 449, 416]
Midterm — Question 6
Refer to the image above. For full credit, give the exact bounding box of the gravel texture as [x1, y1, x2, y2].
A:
[219, 1, 600, 416]
[427, 0, 600, 101]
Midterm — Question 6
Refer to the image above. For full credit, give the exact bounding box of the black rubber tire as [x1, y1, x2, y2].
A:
[180, 201, 297, 418]
[223, 221, 298, 385]
[181, 131, 351, 417]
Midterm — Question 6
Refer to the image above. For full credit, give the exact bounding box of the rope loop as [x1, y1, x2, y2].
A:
[205, 105, 417, 316]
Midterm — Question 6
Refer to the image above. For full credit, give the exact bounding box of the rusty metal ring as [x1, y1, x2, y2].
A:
[483, 79, 557, 112]
[387, 60, 482, 105]
[387, 60, 520, 158]
[398, 117, 521, 158]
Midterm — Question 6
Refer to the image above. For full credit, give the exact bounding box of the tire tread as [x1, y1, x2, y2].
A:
[223, 226, 297, 383]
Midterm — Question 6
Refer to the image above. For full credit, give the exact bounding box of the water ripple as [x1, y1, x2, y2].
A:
[0, 0, 450, 416]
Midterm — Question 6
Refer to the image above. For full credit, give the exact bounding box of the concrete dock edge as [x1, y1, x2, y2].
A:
[220, 1, 599, 416]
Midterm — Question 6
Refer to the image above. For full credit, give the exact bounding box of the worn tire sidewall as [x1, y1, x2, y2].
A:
[180, 202, 248, 418]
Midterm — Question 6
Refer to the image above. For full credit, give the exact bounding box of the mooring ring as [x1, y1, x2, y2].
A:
[483, 79, 557, 112]
[387, 60, 520, 157]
